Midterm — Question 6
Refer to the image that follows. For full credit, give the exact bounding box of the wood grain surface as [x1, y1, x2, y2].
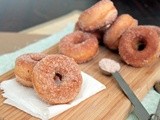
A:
[0, 34, 159, 120]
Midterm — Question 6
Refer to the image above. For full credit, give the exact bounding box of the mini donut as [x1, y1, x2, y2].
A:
[103, 14, 138, 50]
[119, 26, 160, 67]
[14, 53, 46, 87]
[74, 22, 103, 43]
[32, 54, 82, 104]
[59, 31, 99, 64]
[78, 0, 118, 31]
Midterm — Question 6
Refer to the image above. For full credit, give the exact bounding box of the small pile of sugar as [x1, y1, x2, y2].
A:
[99, 58, 120, 75]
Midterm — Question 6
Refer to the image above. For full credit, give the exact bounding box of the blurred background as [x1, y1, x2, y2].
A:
[0, 0, 159, 32]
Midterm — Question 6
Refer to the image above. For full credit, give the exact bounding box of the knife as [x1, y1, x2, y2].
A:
[112, 72, 150, 120]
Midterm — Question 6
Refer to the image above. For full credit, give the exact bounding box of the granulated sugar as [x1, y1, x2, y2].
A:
[99, 58, 120, 75]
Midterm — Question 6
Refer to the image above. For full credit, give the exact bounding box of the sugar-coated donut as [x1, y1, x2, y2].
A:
[15, 53, 46, 87]
[119, 26, 160, 67]
[59, 31, 99, 64]
[104, 14, 138, 50]
[32, 54, 82, 104]
[78, 0, 118, 31]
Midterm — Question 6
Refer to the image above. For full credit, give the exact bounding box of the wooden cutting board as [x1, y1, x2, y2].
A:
[0, 33, 159, 120]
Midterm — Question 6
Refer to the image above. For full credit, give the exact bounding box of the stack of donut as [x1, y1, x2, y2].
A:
[15, 53, 82, 105]
[59, 0, 118, 64]
[58, 0, 160, 67]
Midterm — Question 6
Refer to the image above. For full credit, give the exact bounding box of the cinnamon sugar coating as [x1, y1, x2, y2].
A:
[119, 26, 160, 67]
[78, 0, 118, 31]
[32, 54, 82, 104]
[104, 14, 138, 50]
[59, 31, 99, 64]
[14, 53, 46, 87]
[143, 25, 160, 37]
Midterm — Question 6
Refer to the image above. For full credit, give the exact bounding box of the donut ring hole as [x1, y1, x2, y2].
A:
[135, 37, 147, 51]
[54, 73, 63, 85]
[73, 36, 85, 44]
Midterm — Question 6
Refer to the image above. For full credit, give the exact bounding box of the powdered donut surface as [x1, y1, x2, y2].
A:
[119, 26, 160, 67]
[32, 54, 83, 104]
[78, 0, 118, 31]
[103, 14, 138, 50]
[59, 31, 99, 64]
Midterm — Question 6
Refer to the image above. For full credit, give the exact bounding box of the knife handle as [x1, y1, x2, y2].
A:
[112, 72, 150, 120]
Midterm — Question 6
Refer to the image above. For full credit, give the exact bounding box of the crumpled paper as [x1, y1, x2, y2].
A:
[0, 72, 106, 120]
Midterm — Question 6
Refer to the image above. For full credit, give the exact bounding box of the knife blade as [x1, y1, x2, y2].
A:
[112, 71, 150, 120]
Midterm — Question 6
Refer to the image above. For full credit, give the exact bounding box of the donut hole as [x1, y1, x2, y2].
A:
[73, 36, 85, 44]
[54, 73, 63, 84]
[136, 38, 147, 51]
